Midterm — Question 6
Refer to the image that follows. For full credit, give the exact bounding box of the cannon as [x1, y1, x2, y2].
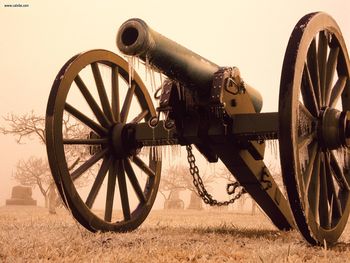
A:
[46, 12, 350, 245]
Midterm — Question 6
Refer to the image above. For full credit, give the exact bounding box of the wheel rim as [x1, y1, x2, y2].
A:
[46, 49, 161, 232]
[279, 12, 350, 244]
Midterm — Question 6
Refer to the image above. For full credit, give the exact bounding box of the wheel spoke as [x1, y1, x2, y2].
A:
[303, 142, 318, 193]
[325, 46, 339, 106]
[318, 31, 328, 107]
[330, 151, 350, 191]
[307, 38, 322, 107]
[112, 66, 120, 122]
[298, 102, 316, 149]
[329, 76, 347, 108]
[74, 74, 110, 128]
[117, 160, 131, 221]
[71, 148, 110, 181]
[299, 102, 316, 121]
[308, 148, 321, 220]
[324, 152, 342, 219]
[124, 158, 146, 203]
[91, 62, 115, 123]
[131, 156, 155, 178]
[319, 152, 330, 228]
[105, 160, 118, 222]
[120, 83, 136, 123]
[298, 135, 315, 150]
[131, 110, 149, 124]
[302, 63, 319, 116]
[63, 138, 109, 145]
[65, 103, 108, 136]
[85, 156, 113, 208]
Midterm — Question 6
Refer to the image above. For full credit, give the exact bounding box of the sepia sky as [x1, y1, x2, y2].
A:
[0, 0, 350, 206]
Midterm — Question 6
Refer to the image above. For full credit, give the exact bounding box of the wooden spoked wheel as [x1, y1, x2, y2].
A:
[46, 49, 161, 232]
[279, 12, 350, 244]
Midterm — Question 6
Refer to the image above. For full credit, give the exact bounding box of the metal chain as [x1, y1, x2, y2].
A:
[186, 145, 246, 206]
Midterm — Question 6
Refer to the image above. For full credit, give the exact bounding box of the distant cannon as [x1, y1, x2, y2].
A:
[46, 12, 350, 245]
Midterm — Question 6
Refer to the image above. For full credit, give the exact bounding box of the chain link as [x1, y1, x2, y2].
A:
[186, 145, 246, 206]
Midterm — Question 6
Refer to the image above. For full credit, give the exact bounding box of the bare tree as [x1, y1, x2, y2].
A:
[159, 164, 188, 202]
[0, 112, 46, 144]
[159, 163, 217, 209]
[0, 111, 87, 144]
[1, 111, 90, 213]
[14, 156, 55, 209]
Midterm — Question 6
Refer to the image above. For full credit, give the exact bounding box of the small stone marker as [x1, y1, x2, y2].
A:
[164, 190, 184, 209]
[6, 185, 37, 206]
[187, 191, 203, 210]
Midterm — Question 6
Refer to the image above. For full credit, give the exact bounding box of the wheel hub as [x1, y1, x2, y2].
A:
[111, 123, 137, 158]
[318, 108, 350, 149]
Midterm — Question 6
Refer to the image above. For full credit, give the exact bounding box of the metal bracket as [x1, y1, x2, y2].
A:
[261, 166, 273, 191]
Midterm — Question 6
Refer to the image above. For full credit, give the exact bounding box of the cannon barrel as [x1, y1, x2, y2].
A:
[117, 18, 262, 112]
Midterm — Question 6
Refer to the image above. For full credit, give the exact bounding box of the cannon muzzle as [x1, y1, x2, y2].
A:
[117, 18, 262, 112]
[117, 18, 218, 94]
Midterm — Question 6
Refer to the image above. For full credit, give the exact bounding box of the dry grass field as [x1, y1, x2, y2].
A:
[1, 206, 350, 262]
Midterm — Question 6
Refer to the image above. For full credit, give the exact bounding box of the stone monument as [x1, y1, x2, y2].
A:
[6, 185, 37, 206]
[187, 191, 203, 210]
[164, 190, 184, 209]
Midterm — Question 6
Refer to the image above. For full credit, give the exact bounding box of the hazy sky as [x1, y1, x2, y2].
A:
[1, 0, 350, 205]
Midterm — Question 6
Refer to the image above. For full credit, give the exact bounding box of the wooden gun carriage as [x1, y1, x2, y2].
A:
[46, 12, 350, 245]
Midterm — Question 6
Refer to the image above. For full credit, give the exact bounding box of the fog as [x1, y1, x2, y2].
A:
[1, 0, 349, 208]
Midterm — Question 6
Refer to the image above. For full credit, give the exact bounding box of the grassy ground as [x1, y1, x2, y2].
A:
[1, 206, 350, 262]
